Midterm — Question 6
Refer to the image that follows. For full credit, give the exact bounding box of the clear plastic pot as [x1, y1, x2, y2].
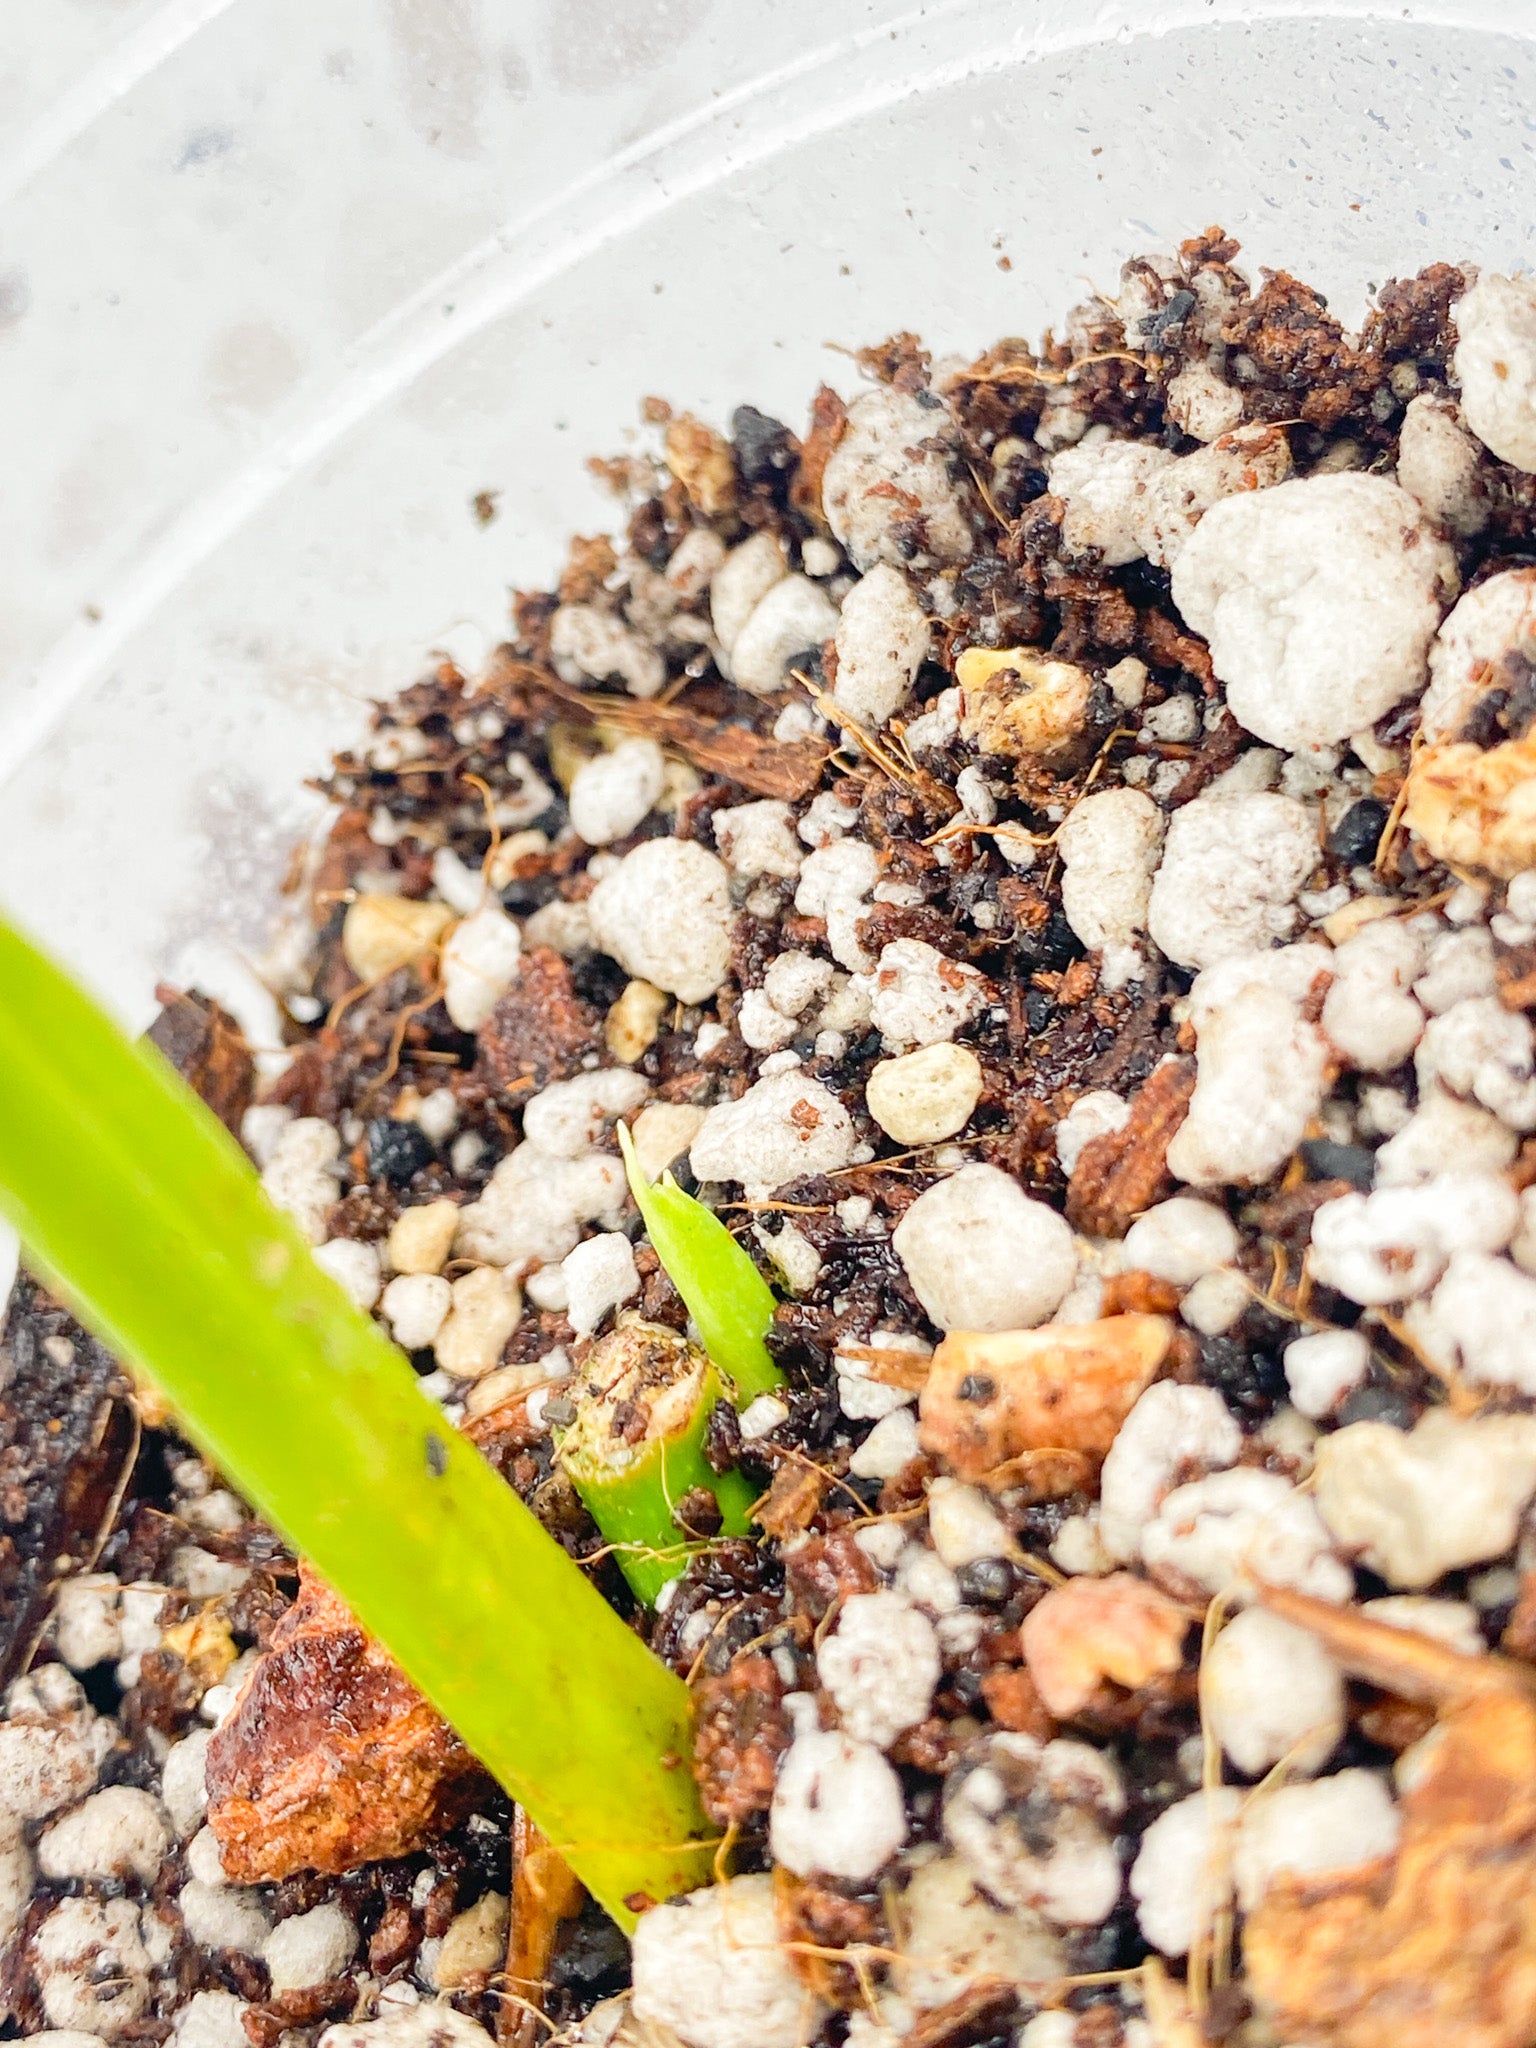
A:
[0, 0, 1530, 1032]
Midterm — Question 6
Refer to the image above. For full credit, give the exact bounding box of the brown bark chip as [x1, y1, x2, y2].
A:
[1065, 1058, 1196, 1237]
[147, 987, 256, 1135]
[205, 1564, 491, 1881]
[1245, 1688, 1536, 2048]
[476, 946, 601, 1096]
[691, 1653, 793, 1827]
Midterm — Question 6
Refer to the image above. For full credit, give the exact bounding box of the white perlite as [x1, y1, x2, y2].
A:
[896, 1855, 1064, 2012]
[1141, 1466, 1351, 1605]
[730, 576, 840, 696]
[1374, 1086, 1517, 1186]
[1138, 424, 1294, 570]
[1047, 430, 1176, 565]
[1166, 983, 1329, 1186]
[1054, 1090, 1130, 1176]
[1309, 1173, 1520, 1305]
[926, 1479, 1013, 1570]
[523, 1072, 650, 1159]
[1147, 791, 1316, 968]
[35, 1897, 153, 2035]
[568, 739, 667, 846]
[823, 387, 972, 570]
[1396, 393, 1488, 538]
[1421, 567, 1536, 740]
[1057, 788, 1164, 987]
[52, 1574, 123, 1671]
[1314, 1408, 1536, 1587]
[712, 532, 788, 656]
[560, 1235, 640, 1339]
[173, 1992, 252, 2048]
[1099, 1382, 1242, 1562]
[1121, 1198, 1238, 1286]
[770, 1729, 908, 1879]
[795, 837, 881, 971]
[382, 1274, 452, 1351]
[263, 1901, 358, 1993]
[180, 1880, 273, 1956]
[1410, 1250, 1536, 1394]
[857, 938, 990, 1049]
[943, 1733, 1125, 1927]
[434, 1267, 523, 1379]
[588, 840, 734, 1004]
[260, 1117, 342, 1245]
[1283, 1329, 1370, 1419]
[1170, 473, 1457, 751]
[1453, 272, 1536, 472]
[631, 1872, 822, 2048]
[1231, 1770, 1400, 1910]
[161, 1728, 212, 1836]
[321, 2007, 500, 2048]
[832, 563, 931, 727]
[549, 604, 665, 699]
[442, 905, 522, 1032]
[1203, 1607, 1344, 1777]
[1165, 363, 1245, 443]
[1131, 1787, 1242, 1957]
[1416, 995, 1536, 1130]
[816, 1591, 940, 1747]
[892, 1165, 1076, 1332]
[1321, 918, 1426, 1072]
[313, 1237, 381, 1313]
[37, 1785, 169, 1884]
[712, 799, 803, 880]
[690, 1071, 857, 1194]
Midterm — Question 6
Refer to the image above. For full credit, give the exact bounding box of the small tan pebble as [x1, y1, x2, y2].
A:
[386, 1199, 460, 1277]
[341, 894, 452, 982]
[955, 647, 1091, 760]
[631, 1101, 708, 1182]
[865, 1043, 983, 1144]
[463, 1357, 566, 1420]
[917, 1314, 1172, 1479]
[1320, 894, 1399, 946]
[433, 1267, 522, 1379]
[431, 1890, 509, 1990]
[1404, 732, 1536, 878]
[1021, 1572, 1192, 1717]
[605, 979, 669, 1064]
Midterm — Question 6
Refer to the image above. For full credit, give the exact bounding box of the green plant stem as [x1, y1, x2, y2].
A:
[0, 916, 714, 1927]
[560, 1340, 757, 1607]
[618, 1123, 784, 1403]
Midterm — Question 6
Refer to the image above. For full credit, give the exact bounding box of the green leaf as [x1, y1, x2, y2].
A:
[617, 1123, 784, 1403]
[0, 916, 713, 1927]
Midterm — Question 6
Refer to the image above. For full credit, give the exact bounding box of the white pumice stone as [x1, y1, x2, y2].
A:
[631, 1872, 822, 2048]
[1453, 273, 1536, 471]
[892, 1165, 1077, 1332]
[864, 1043, 983, 1145]
[588, 840, 735, 1004]
[1171, 473, 1457, 751]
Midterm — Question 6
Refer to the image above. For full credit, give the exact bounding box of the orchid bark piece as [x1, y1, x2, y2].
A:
[0, 915, 713, 1928]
